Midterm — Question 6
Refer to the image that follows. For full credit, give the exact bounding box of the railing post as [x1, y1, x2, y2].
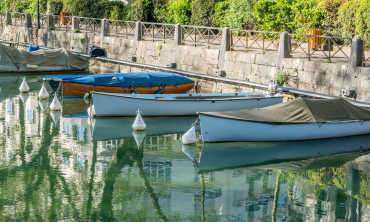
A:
[135, 21, 142, 41]
[175, 24, 182, 45]
[222, 27, 231, 51]
[72, 16, 80, 31]
[101, 19, 109, 36]
[25, 13, 32, 28]
[279, 31, 290, 58]
[350, 37, 363, 68]
[5, 12, 11, 25]
[47, 14, 54, 30]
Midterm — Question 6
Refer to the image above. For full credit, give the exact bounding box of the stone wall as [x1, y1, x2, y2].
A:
[1, 25, 370, 101]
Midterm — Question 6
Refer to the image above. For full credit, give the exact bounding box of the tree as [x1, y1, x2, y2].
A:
[225, 0, 256, 29]
[165, 0, 192, 24]
[214, 1, 230, 27]
[254, 0, 297, 32]
[191, 0, 215, 26]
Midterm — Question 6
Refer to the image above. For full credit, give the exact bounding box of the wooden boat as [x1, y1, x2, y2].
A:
[199, 97, 370, 142]
[92, 117, 196, 141]
[43, 72, 195, 97]
[196, 135, 370, 172]
[90, 92, 283, 117]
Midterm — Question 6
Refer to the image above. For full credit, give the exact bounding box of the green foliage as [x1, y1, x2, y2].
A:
[153, 1, 168, 23]
[337, 0, 370, 39]
[293, 0, 325, 34]
[48, 0, 63, 15]
[318, 0, 345, 35]
[225, 0, 256, 29]
[277, 71, 286, 86]
[254, 0, 297, 32]
[108, 2, 127, 21]
[214, 1, 229, 27]
[127, 0, 155, 21]
[191, 0, 215, 26]
[166, 0, 192, 24]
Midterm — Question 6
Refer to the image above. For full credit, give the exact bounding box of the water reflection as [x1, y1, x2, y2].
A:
[0, 74, 369, 221]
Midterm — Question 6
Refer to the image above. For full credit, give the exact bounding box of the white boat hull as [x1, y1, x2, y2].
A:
[199, 114, 370, 142]
[91, 92, 283, 117]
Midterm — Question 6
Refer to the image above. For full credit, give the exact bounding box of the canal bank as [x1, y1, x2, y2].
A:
[0, 15, 369, 101]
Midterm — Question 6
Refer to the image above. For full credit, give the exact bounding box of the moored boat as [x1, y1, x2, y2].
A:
[90, 91, 283, 117]
[43, 72, 195, 97]
[199, 97, 370, 142]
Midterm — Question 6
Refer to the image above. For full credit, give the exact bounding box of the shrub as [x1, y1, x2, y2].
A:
[225, 0, 256, 29]
[293, 0, 325, 35]
[254, 0, 297, 32]
[126, 0, 155, 21]
[48, 0, 63, 15]
[214, 1, 229, 27]
[165, 0, 192, 24]
[337, 0, 369, 39]
[277, 71, 287, 85]
[191, 0, 215, 26]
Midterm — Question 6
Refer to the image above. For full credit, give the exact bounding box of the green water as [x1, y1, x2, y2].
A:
[0, 74, 370, 221]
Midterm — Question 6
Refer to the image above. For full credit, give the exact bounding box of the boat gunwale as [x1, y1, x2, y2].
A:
[92, 91, 283, 102]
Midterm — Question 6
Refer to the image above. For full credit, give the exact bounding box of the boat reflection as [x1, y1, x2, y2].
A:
[196, 135, 370, 172]
[91, 117, 196, 141]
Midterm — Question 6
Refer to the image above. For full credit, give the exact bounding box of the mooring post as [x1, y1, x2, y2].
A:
[350, 37, 363, 68]
[222, 27, 231, 51]
[279, 31, 290, 58]
[72, 16, 80, 32]
[101, 19, 109, 36]
[25, 13, 32, 28]
[47, 14, 54, 30]
[175, 24, 182, 45]
[5, 12, 11, 25]
[135, 21, 142, 41]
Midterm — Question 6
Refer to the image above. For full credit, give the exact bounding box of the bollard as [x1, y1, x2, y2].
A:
[47, 14, 54, 30]
[350, 37, 363, 68]
[25, 13, 32, 28]
[135, 21, 142, 41]
[222, 27, 231, 51]
[72, 16, 80, 32]
[5, 12, 11, 25]
[279, 31, 290, 58]
[175, 24, 182, 45]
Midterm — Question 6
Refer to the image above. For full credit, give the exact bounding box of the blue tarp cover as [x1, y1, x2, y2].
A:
[44, 72, 194, 88]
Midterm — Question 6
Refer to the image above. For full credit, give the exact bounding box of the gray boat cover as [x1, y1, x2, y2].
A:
[0, 43, 88, 72]
[201, 97, 370, 123]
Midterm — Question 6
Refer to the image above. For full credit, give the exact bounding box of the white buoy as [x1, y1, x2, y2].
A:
[38, 82, 49, 100]
[132, 131, 146, 149]
[19, 77, 30, 93]
[50, 94, 62, 111]
[132, 109, 146, 131]
[182, 125, 197, 145]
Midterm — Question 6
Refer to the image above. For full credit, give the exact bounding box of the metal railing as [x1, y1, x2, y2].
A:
[107, 20, 136, 38]
[142, 22, 175, 42]
[79, 17, 101, 33]
[11, 12, 26, 26]
[231, 30, 280, 52]
[32, 14, 47, 29]
[52, 15, 72, 31]
[289, 34, 352, 62]
[182, 25, 223, 47]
